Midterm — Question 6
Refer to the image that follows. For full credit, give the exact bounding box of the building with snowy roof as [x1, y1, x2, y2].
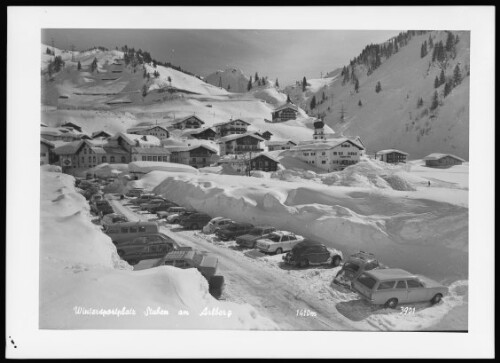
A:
[213, 118, 251, 137]
[171, 115, 205, 130]
[164, 144, 218, 169]
[266, 140, 297, 151]
[250, 153, 281, 172]
[423, 153, 465, 167]
[288, 137, 365, 172]
[218, 132, 265, 156]
[181, 127, 217, 141]
[375, 149, 409, 164]
[126, 125, 170, 140]
[271, 102, 299, 122]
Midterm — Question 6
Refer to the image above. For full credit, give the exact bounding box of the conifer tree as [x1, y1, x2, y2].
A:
[302, 76, 307, 92]
[434, 76, 440, 88]
[247, 76, 253, 91]
[453, 64, 462, 86]
[275, 78, 279, 88]
[142, 84, 148, 98]
[358, 100, 362, 107]
[354, 78, 360, 93]
[444, 80, 452, 98]
[77, 61, 81, 71]
[310, 95, 316, 109]
[417, 97, 424, 108]
[439, 69, 445, 85]
[255, 72, 259, 82]
[375, 81, 382, 93]
[286, 94, 291, 103]
[430, 90, 439, 110]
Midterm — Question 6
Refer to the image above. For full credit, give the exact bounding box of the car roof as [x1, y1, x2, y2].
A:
[269, 230, 294, 236]
[110, 221, 158, 227]
[294, 239, 324, 248]
[253, 225, 275, 229]
[363, 268, 417, 280]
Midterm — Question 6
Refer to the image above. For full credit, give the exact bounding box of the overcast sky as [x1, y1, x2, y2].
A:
[42, 29, 400, 86]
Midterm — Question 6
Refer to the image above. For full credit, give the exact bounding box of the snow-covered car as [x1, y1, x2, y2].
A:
[235, 226, 277, 248]
[157, 206, 188, 220]
[215, 222, 254, 241]
[116, 233, 179, 265]
[333, 251, 388, 288]
[166, 210, 196, 224]
[202, 217, 233, 234]
[255, 231, 304, 254]
[92, 200, 114, 216]
[147, 200, 178, 214]
[282, 240, 343, 268]
[156, 250, 225, 299]
[352, 268, 448, 309]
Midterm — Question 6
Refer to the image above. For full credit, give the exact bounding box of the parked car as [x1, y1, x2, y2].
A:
[101, 213, 128, 226]
[333, 251, 389, 288]
[156, 250, 224, 298]
[282, 240, 343, 268]
[157, 207, 188, 220]
[215, 222, 254, 241]
[351, 268, 448, 309]
[202, 217, 233, 234]
[116, 233, 179, 265]
[104, 221, 160, 245]
[147, 200, 178, 214]
[125, 187, 144, 198]
[180, 213, 212, 230]
[93, 200, 114, 215]
[130, 193, 157, 205]
[166, 210, 197, 224]
[139, 198, 168, 211]
[235, 226, 277, 248]
[255, 231, 305, 254]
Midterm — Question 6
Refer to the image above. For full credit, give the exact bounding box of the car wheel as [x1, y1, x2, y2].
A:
[275, 248, 283, 255]
[300, 259, 309, 268]
[127, 259, 139, 266]
[191, 223, 199, 230]
[431, 293, 443, 305]
[331, 255, 342, 267]
[385, 298, 398, 309]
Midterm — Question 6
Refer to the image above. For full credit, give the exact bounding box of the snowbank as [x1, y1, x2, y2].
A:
[39, 169, 277, 329]
[145, 171, 468, 282]
[88, 163, 128, 178]
[128, 161, 199, 175]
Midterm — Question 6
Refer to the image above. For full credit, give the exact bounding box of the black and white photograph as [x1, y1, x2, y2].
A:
[6, 6, 495, 359]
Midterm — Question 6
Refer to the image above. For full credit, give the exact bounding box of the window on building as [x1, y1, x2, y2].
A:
[147, 156, 152, 161]
[152, 156, 158, 161]
[102, 156, 106, 163]
[110, 156, 115, 163]
[333, 152, 337, 155]
[163, 156, 169, 162]
[93, 156, 96, 162]
[322, 152, 326, 156]
[84, 149, 87, 154]
[88, 156, 92, 163]
[142, 156, 147, 161]
[121, 156, 126, 163]
[322, 160, 326, 164]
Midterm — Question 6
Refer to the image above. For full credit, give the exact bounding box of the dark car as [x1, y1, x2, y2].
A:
[147, 200, 178, 214]
[235, 226, 277, 248]
[166, 210, 197, 224]
[130, 193, 157, 205]
[333, 251, 389, 288]
[215, 222, 254, 241]
[180, 213, 212, 230]
[116, 233, 179, 265]
[156, 250, 224, 299]
[94, 200, 114, 215]
[282, 240, 343, 268]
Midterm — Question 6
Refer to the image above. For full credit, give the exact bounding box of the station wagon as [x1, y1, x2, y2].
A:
[255, 231, 304, 254]
[283, 240, 343, 268]
[104, 221, 159, 245]
[352, 268, 448, 309]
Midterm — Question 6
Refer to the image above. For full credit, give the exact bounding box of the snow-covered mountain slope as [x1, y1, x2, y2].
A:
[204, 68, 250, 93]
[283, 31, 470, 159]
[41, 46, 317, 143]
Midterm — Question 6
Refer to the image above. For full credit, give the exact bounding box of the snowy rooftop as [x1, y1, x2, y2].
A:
[171, 115, 205, 125]
[291, 138, 364, 151]
[219, 132, 265, 143]
[423, 153, 466, 162]
[266, 140, 297, 146]
[110, 132, 161, 147]
[163, 144, 218, 154]
[377, 149, 409, 156]
[126, 125, 169, 133]
[274, 102, 299, 112]
[251, 152, 281, 164]
[130, 147, 172, 154]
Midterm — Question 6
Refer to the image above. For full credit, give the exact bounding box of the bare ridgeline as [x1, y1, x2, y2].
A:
[39, 30, 469, 331]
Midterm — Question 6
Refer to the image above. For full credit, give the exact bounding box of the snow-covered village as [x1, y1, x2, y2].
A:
[35, 28, 473, 334]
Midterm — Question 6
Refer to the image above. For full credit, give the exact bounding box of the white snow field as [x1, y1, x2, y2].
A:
[39, 166, 277, 329]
